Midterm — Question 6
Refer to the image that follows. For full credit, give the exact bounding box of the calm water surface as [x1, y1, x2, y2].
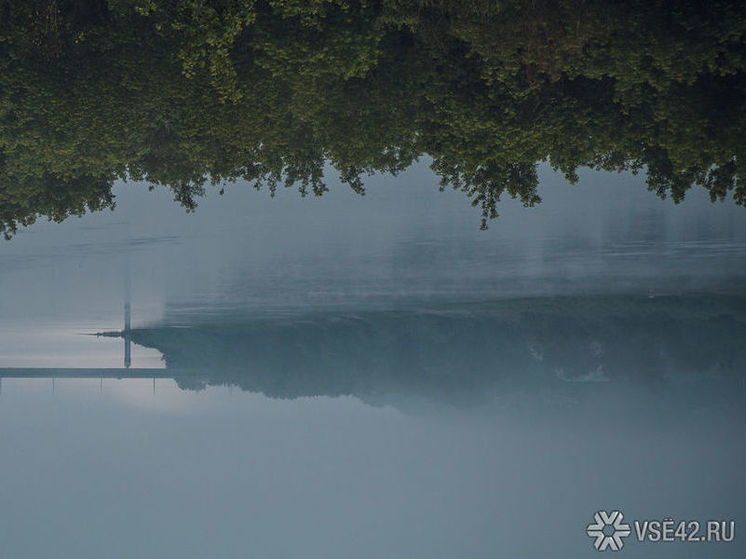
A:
[1, 164, 745, 558]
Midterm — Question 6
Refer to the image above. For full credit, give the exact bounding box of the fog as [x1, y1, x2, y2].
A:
[1, 162, 744, 331]
[1, 162, 745, 558]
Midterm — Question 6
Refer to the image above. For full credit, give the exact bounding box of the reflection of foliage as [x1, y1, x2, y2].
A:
[111, 294, 746, 401]
[1, 0, 745, 237]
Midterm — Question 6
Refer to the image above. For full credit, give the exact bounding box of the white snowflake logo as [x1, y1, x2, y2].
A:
[586, 510, 631, 551]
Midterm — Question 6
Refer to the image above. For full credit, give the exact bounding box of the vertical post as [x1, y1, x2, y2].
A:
[124, 270, 131, 369]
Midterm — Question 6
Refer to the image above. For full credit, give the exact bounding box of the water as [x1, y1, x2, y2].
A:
[1, 163, 745, 557]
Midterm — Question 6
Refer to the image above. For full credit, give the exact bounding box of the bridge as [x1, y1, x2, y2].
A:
[0, 286, 190, 391]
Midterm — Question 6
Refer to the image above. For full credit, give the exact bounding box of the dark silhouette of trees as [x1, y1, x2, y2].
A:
[101, 294, 746, 402]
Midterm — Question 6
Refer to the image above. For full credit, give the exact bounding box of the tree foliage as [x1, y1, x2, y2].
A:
[1, 0, 745, 237]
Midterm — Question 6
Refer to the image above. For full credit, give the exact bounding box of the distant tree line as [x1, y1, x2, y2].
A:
[1, 0, 745, 237]
[113, 294, 746, 400]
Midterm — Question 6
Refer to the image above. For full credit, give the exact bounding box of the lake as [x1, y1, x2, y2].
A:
[1, 164, 745, 558]
[1, 2, 745, 556]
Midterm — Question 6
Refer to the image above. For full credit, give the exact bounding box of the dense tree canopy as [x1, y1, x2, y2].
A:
[1, 0, 745, 237]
